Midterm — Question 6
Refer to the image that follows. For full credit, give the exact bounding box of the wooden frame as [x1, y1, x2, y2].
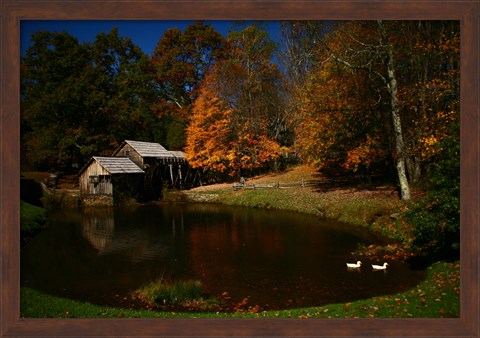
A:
[1, 1, 478, 337]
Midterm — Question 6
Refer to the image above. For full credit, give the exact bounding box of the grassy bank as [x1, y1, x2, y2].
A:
[20, 200, 47, 233]
[210, 187, 402, 228]
[20, 200, 47, 246]
[20, 261, 459, 318]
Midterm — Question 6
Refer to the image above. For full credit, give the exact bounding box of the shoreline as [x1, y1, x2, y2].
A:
[166, 165, 414, 250]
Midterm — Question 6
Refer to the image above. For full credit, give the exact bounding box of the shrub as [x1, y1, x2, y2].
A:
[135, 279, 203, 306]
[405, 123, 460, 258]
[41, 191, 79, 209]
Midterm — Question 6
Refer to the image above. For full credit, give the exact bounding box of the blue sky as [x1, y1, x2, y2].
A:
[21, 20, 283, 57]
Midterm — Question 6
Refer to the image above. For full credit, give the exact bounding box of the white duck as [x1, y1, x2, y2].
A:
[346, 261, 362, 268]
[371, 262, 389, 270]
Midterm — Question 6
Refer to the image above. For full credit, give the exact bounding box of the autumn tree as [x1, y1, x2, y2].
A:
[279, 21, 327, 87]
[318, 21, 413, 199]
[185, 25, 284, 178]
[293, 48, 386, 174]
[290, 20, 459, 200]
[291, 22, 389, 179]
[277, 21, 329, 157]
[150, 21, 225, 149]
[395, 21, 460, 182]
[226, 26, 291, 149]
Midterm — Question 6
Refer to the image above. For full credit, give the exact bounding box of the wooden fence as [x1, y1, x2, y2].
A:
[232, 179, 321, 191]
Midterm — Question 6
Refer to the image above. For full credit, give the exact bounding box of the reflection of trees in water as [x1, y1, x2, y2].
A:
[80, 209, 170, 263]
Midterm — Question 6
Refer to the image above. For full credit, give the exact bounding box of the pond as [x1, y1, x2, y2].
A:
[21, 203, 426, 311]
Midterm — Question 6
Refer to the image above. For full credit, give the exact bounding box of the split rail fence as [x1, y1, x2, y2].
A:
[232, 179, 321, 191]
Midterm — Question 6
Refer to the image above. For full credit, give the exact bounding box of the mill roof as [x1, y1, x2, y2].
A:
[90, 157, 145, 174]
[114, 140, 186, 160]
[168, 150, 187, 159]
[115, 140, 170, 158]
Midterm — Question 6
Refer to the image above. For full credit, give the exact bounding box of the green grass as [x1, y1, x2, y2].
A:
[20, 200, 47, 233]
[21, 261, 459, 318]
[267, 261, 460, 319]
[221, 189, 319, 214]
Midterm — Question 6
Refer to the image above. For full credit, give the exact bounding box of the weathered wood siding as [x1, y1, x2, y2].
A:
[114, 144, 144, 168]
[79, 160, 113, 195]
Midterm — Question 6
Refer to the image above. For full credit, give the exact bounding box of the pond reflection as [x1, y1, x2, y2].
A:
[21, 203, 426, 310]
[81, 209, 169, 261]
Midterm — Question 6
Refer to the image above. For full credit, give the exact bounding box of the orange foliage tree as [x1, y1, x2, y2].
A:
[293, 55, 386, 173]
[185, 26, 283, 178]
[291, 22, 387, 173]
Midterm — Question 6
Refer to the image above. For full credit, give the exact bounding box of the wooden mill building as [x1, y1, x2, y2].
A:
[79, 156, 145, 204]
[112, 140, 192, 199]
[79, 140, 200, 203]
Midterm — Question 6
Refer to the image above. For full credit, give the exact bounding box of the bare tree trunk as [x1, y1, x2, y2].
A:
[377, 20, 411, 200]
[406, 155, 422, 184]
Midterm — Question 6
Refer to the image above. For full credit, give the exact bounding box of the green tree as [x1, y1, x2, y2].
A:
[404, 122, 460, 258]
[21, 28, 158, 172]
[21, 31, 91, 170]
[150, 21, 224, 149]
[88, 28, 159, 147]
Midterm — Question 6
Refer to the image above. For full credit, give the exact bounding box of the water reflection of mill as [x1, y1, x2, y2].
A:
[81, 210, 170, 263]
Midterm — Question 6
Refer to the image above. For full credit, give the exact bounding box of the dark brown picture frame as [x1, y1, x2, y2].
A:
[1, 1, 478, 337]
